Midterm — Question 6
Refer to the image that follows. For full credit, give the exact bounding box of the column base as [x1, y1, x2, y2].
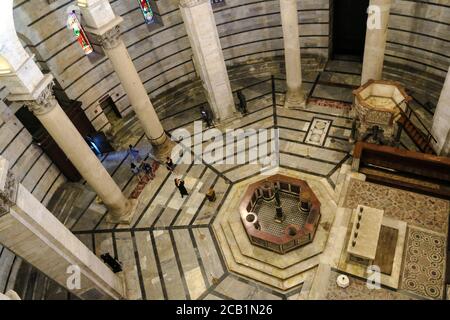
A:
[214, 112, 241, 130]
[284, 89, 306, 109]
[150, 133, 176, 161]
[106, 199, 138, 225]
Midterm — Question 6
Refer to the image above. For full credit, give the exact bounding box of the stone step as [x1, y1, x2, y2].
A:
[4, 256, 21, 293]
[0, 247, 15, 293]
[214, 223, 314, 291]
[225, 217, 322, 270]
[220, 219, 320, 281]
[47, 183, 94, 227]
[12, 261, 32, 299]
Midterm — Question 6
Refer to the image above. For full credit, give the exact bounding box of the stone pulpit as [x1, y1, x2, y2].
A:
[352, 79, 411, 143]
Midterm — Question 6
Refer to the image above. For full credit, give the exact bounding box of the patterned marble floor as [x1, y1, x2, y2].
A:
[67, 77, 355, 300]
[9, 60, 448, 300]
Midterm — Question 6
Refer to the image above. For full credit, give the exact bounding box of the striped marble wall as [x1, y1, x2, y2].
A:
[384, 0, 450, 100]
[11, 0, 330, 132]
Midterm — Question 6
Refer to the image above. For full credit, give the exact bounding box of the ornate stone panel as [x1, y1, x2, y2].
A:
[401, 227, 446, 299]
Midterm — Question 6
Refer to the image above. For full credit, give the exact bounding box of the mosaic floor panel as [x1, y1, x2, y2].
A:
[252, 192, 308, 237]
[344, 179, 449, 234]
[400, 227, 446, 299]
[304, 118, 332, 146]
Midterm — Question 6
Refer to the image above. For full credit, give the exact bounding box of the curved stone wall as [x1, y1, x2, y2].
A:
[11, 0, 330, 131]
[384, 0, 450, 102]
[0, 0, 445, 197]
[9, 0, 448, 132]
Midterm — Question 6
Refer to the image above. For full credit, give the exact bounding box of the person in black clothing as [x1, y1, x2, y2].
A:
[175, 178, 189, 198]
[237, 90, 248, 115]
[165, 157, 175, 172]
[200, 106, 213, 128]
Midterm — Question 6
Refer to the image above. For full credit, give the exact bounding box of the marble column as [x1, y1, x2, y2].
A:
[24, 81, 137, 224]
[0, 0, 135, 224]
[279, 0, 306, 108]
[431, 67, 450, 156]
[0, 158, 126, 300]
[179, 0, 236, 122]
[361, 0, 392, 84]
[77, 1, 171, 158]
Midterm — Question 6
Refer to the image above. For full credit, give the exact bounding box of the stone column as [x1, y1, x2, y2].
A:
[0, 0, 135, 224]
[0, 158, 126, 300]
[361, 0, 392, 84]
[77, 1, 171, 158]
[279, 0, 306, 108]
[23, 81, 136, 224]
[179, 0, 236, 122]
[431, 67, 450, 156]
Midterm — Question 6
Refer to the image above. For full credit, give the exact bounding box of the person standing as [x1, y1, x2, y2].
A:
[128, 144, 141, 163]
[130, 162, 140, 175]
[237, 90, 248, 115]
[165, 157, 175, 172]
[206, 187, 216, 202]
[175, 178, 189, 198]
[200, 106, 213, 128]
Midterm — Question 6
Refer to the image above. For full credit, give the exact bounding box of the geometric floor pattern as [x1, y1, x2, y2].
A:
[344, 179, 449, 234]
[61, 72, 355, 300]
[5, 59, 447, 300]
[400, 226, 446, 300]
[253, 192, 309, 237]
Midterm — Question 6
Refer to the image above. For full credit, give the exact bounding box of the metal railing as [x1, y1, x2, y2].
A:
[399, 103, 437, 147]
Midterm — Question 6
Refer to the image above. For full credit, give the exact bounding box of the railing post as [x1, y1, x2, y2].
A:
[395, 123, 403, 146]
[271, 75, 276, 109]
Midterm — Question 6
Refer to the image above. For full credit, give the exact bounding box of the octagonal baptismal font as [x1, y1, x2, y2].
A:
[213, 168, 336, 291]
[239, 175, 321, 254]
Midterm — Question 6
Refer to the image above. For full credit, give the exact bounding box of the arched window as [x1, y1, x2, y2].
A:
[138, 0, 155, 24]
[67, 11, 93, 55]
[137, 0, 163, 28]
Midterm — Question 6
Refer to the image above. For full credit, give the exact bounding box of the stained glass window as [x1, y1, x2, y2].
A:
[138, 0, 155, 24]
[67, 11, 93, 55]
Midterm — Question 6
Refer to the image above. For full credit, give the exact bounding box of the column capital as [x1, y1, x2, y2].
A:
[99, 25, 122, 50]
[0, 158, 18, 217]
[24, 81, 57, 116]
[180, 0, 209, 8]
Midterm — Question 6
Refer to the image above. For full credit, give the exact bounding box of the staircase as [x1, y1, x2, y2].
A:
[396, 108, 436, 155]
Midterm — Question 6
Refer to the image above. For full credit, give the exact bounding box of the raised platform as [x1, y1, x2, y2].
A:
[213, 168, 337, 291]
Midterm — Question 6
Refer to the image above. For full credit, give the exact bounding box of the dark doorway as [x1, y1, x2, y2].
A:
[332, 0, 369, 59]
[99, 95, 122, 125]
[15, 106, 82, 182]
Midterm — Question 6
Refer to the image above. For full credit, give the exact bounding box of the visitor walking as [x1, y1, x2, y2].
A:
[175, 178, 189, 198]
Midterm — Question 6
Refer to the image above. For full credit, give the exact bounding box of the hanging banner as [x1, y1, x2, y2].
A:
[138, 0, 155, 24]
[67, 11, 94, 55]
